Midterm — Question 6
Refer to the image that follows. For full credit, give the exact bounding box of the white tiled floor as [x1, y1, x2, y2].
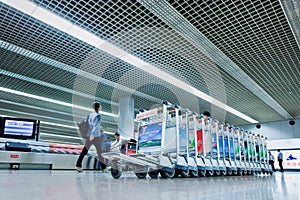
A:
[0, 170, 298, 200]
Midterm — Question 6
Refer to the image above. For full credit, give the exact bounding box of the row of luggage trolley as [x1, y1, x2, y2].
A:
[102, 101, 273, 179]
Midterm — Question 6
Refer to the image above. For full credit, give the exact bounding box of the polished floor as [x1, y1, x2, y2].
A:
[0, 170, 298, 200]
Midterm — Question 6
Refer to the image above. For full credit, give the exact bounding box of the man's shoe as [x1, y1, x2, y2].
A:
[75, 166, 83, 173]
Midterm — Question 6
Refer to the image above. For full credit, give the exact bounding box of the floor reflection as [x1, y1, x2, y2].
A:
[0, 170, 299, 200]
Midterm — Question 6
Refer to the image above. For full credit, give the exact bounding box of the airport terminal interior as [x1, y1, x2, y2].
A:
[0, 0, 299, 199]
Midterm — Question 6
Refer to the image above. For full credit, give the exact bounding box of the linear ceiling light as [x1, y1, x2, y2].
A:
[0, 0, 258, 123]
[39, 132, 82, 140]
[0, 87, 118, 118]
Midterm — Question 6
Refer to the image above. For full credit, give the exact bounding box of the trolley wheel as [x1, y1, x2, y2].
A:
[174, 169, 180, 178]
[238, 170, 243, 176]
[227, 170, 232, 176]
[233, 170, 238, 176]
[135, 172, 147, 179]
[111, 168, 122, 179]
[179, 169, 189, 178]
[214, 170, 221, 176]
[269, 171, 273, 176]
[148, 170, 159, 178]
[189, 170, 198, 177]
[221, 170, 227, 176]
[206, 170, 214, 177]
[160, 168, 175, 179]
[198, 169, 206, 177]
[243, 170, 247, 175]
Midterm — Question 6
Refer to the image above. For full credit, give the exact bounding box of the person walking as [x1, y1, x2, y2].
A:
[75, 102, 105, 172]
[277, 149, 284, 172]
[268, 151, 275, 172]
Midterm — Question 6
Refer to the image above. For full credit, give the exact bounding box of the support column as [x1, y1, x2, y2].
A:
[118, 96, 134, 138]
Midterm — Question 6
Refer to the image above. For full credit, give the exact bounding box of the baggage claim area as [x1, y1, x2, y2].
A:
[0, 0, 299, 200]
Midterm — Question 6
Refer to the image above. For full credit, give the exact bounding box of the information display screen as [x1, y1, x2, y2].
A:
[0, 117, 37, 140]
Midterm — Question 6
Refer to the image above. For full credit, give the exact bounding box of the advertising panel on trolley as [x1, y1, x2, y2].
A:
[138, 123, 162, 153]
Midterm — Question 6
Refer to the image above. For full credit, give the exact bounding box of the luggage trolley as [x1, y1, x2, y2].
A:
[199, 116, 220, 176]
[188, 113, 206, 177]
[141, 101, 195, 178]
[240, 129, 252, 174]
[102, 101, 176, 179]
[224, 124, 238, 175]
[219, 123, 233, 175]
[211, 120, 227, 176]
[243, 131, 254, 174]
[258, 135, 271, 175]
[172, 106, 198, 178]
[263, 137, 273, 175]
[247, 132, 256, 174]
[251, 133, 261, 174]
[234, 127, 247, 175]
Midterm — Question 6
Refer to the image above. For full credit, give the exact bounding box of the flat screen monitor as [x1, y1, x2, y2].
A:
[0, 117, 37, 140]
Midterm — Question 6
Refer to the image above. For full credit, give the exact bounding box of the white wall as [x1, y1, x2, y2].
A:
[240, 119, 300, 140]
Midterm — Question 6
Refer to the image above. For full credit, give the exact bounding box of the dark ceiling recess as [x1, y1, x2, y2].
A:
[289, 120, 295, 126]
[256, 124, 261, 129]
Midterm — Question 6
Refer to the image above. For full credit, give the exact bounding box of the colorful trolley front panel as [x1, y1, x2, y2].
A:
[234, 128, 245, 173]
[243, 131, 252, 172]
[189, 114, 206, 175]
[211, 121, 226, 175]
[195, 116, 215, 176]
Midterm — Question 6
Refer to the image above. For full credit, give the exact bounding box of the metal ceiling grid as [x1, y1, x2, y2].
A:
[0, 3, 95, 69]
[26, 1, 212, 94]
[168, 0, 300, 118]
[217, 69, 284, 122]
[1, 0, 278, 115]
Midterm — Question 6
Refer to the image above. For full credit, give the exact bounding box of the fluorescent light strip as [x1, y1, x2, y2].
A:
[0, 87, 118, 118]
[0, 39, 161, 104]
[39, 132, 81, 140]
[0, 0, 258, 124]
[42, 122, 121, 135]
[0, 69, 118, 107]
[1, 0, 104, 47]
[40, 131, 115, 140]
[40, 121, 78, 129]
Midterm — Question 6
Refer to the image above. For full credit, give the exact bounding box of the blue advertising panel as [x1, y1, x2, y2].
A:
[218, 136, 224, 158]
[179, 125, 187, 152]
[211, 133, 217, 156]
[138, 123, 162, 153]
[224, 136, 229, 158]
[230, 137, 235, 159]
[234, 137, 239, 159]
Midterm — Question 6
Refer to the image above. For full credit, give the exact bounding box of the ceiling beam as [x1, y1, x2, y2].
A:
[279, 0, 300, 51]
